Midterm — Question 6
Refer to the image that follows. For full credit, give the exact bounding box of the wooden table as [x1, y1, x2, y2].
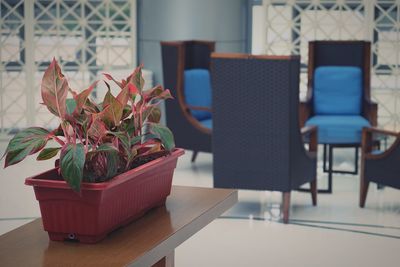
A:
[0, 186, 237, 267]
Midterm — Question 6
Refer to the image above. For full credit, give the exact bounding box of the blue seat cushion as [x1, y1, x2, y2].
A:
[306, 115, 370, 144]
[314, 66, 362, 115]
[184, 69, 212, 121]
[371, 150, 383, 155]
[199, 118, 212, 129]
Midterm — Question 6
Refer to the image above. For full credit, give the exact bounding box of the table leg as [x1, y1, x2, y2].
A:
[152, 252, 174, 267]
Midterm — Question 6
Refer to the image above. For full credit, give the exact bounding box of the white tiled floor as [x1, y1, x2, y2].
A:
[0, 143, 399, 266]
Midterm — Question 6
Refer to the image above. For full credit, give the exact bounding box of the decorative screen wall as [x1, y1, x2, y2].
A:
[0, 0, 137, 137]
[253, 0, 400, 131]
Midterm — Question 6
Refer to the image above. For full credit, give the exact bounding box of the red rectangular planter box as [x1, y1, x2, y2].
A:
[25, 148, 184, 243]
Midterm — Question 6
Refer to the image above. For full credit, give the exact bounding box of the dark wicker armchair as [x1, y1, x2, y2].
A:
[211, 53, 318, 223]
[161, 40, 215, 162]
[360, 127, 400, 207]
[300, 41, 378, 193]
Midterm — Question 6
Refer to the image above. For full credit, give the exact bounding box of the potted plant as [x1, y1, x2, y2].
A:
[2, 59, 184, 243]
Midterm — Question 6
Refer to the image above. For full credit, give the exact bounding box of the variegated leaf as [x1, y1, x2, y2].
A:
[41, 58, 69, 119]
[101, 90, 124, 127]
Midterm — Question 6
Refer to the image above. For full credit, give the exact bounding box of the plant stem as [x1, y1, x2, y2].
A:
[60, 123, 69, 144]
[85, 130, 89, 153]
[73, 126, 77, 145]
[49, 129, 65, 146]
[52, 135, 65, 146]
[138, 101, 144, 136]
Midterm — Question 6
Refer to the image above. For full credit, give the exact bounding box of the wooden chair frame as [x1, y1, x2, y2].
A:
[161, 40, 215, 162]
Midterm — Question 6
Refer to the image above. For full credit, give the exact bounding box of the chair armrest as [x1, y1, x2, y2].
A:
[301, 125, 318, 153]
[299, 99, 312, 127]
[362, 127, 400, 157]
[363, 99, 378, 127]
[363, 127, 399, 137]
[182, 105, 212, 134]
[185, 105, 212, 112]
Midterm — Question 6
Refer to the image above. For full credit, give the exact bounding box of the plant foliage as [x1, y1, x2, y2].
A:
[3, 59, 175, 192]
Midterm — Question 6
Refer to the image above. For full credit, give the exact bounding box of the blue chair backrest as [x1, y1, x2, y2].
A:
[184, 69, 212, 120]
[313, 66, 362, 115]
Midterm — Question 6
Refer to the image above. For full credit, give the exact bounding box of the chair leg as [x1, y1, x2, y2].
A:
[282, 192, 291, 224]
[354, 146, 359, 174]
[191, 151, 198, 163]
[327, 145, 333, 193]
[310, 179, 317, 206]
[323, 144, 328, 172]
[360, 149, 369, 208]
[360, 179, 369, 208]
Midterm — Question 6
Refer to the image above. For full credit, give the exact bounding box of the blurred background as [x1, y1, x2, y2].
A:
[1, 0, 399, 139]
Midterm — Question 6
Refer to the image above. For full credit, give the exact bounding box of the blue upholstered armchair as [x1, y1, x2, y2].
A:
[300, 41, 378, 193]
[161, 40, 214, 162]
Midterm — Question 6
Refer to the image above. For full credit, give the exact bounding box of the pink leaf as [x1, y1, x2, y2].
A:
[103, 73, 123, 89]
[117, 84, 132, 107]
[88, 115, 107, 142]
[128, 83, 139, 95]
[126, 64, 145, 92]
[41, 58, 69, 119]
[101, 90, 124, 127]
[74, 81, 98, 114]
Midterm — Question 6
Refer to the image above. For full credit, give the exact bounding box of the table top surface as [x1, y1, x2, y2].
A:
[0, 186, 237, 267]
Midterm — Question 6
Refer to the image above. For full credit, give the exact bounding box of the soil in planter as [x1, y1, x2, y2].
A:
[95, 150, 170, 183]
[129, 150, 170, 169]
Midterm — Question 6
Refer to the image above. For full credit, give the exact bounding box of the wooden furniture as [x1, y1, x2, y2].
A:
[300, 40, 377, 193]
[0, 186, 237, 267]
[360, 127, 400, 207]
[161, 40, 215, 162]
[211, 53, 318, 224]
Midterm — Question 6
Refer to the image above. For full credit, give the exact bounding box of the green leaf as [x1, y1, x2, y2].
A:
[130, 135, 141, 146]
[105, 151, 119, 179]
[121, 105, 132, 120]
[101, 90, 124, 127]
[140, 133, 159, 145]
[5, 148, 33, 168]
[108, 131, 130, 151]
[3, 127, 50, 167]
[66, 98, 77, 115]
[108, 131, 133, 162]
[95, 143, 119, 153]
[37, 147, 61, 161]
[143, 106, 161, 123]
[41, 58, 69, 119]
[121, 117, 135, 136]
[147, 123, 175, 151]
[60, 143, 85, 192]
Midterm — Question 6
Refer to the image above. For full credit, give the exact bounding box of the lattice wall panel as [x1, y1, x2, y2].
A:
[372, 1, 400, 130]
[259, 0, 400, 131]
[1, 0, 27, 133]
[0, 0, 136, 135]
